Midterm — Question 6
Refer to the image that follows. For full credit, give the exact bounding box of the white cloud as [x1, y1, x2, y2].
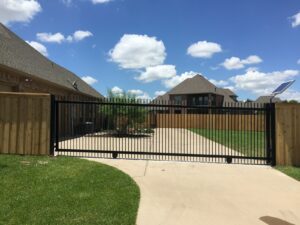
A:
[26, 41, 48, 56]
[279, 90, 300, 101]
[128, 89, 144, 96]
[154, 90, 166, 96]
[109, 34, 166, 69]
[209, 79, 229, 87]
[135, 65, 176, 83]
[163, 71, 198, 89]
[230, 68, 299, 96]
[61, 0, 72, 6]
[135, 92, 151, 100]
[297, 59, 300, 65]
[37, 30, 93, 43]
[111, 88, 151, 99]
[81, 76, 98, 85]
[0, 0, 41, 25]
[111, 86, 123, 96]
[187, 41, 222, 58]
[37, 32, 65, 43]
[221, 55, 262, 70]
[291, 11, 300, 28]
[92, 0, 112, 3]
[69, 30, 93, 42]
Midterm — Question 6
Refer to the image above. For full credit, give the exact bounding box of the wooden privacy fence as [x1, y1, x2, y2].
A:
[0, 92, 51, 155]
[276, 103, 300, 166]
[156, 114, 266, 132]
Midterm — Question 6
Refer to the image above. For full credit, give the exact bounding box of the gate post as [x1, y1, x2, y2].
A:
[265, 103, 276, 166]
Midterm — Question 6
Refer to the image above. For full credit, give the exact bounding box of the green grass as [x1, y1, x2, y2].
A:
[189, 128, 266, 157]
[276, 166, 300, 181]
[0, 155, 140, 225]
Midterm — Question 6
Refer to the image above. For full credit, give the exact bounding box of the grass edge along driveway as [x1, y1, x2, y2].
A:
[0, 155, 140, 225]
[189, 128, 266, 157]
[275, 166, 300, 181]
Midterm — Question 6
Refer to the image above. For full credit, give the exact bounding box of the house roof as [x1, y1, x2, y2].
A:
[0, 23, 103, 98]
[168, 75, 218, 95]
[255, 96, 281, 103]
[154, 74, 237, 105]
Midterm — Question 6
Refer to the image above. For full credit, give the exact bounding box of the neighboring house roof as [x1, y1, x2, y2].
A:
[220, 88, 237, 97]
[168, 75, 218, 95]
[154, 74, 237, 105]
[0, 23, 103, 98]
[255, 96, 281, 103]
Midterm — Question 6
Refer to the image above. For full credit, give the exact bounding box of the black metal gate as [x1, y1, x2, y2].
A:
[52, 99, 276, 165]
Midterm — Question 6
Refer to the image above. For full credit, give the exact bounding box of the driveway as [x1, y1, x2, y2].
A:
[59, 128, 250, 163]
[89, 158, 300, 225]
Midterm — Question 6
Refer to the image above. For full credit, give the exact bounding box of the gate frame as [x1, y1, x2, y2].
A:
[50, 99, 277, 165]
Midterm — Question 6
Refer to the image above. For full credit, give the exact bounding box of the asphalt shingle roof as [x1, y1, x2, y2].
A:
[154, 74, 237, 105]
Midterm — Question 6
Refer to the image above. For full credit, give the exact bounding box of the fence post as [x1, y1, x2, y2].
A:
[49, 95, 55, 156]
[270, 103, 276, 166]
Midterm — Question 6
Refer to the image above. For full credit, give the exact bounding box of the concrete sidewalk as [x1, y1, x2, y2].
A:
[89, 158, 300, 225]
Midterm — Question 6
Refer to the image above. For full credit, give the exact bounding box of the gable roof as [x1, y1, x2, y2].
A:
[255, 96, 281, 103]
[168, 75, 218, 95]
[0, 23, 102, 98]
[154, 74, 237, 105]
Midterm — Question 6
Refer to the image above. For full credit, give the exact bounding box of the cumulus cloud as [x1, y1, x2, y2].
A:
[230, 69, 299, 96]
[111, 88, 151, 99]
[221, 55, 262, 70]
[135, 92, 151, 100]
[81, 76, 98, 85]
[187, 41, 222, 58]
[67, 30, 93, 42]
[135, 65, 176, 83]
[291, 11, 300, 28]
[128, 89, 144, 96]
[163, 71, 198, 89]
[279, 90, 300, 101]
[0, 0, 41, 25]
[111, 86, 124, 96]
[209, 79, 229, 87]
[109, 34, 166, 69]
[92, 0, 112, 3]
[26, 41, 48, 56]
[154, 90, 166, 96]
[37, 32, 65, 43]
[37, 30, 93, 43]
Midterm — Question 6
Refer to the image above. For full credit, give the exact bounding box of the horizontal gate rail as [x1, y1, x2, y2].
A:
[56, 149, 270, 160]
[56, 100, 267, 111]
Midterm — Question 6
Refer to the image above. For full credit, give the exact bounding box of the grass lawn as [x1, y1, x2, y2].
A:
[0, 155, 140, 225]
[189, 128, 266, 157]
[276, 166, 300, 181]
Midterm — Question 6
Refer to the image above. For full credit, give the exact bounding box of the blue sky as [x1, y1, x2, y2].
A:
[1, 0, 300, 100]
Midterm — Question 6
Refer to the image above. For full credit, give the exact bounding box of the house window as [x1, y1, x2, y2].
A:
[174, 95, 182, 104]
[203, 96, 209, 105]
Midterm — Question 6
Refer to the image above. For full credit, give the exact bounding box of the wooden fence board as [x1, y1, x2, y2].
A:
[0, 92, 51, 155]
[276, 103, 300, 166]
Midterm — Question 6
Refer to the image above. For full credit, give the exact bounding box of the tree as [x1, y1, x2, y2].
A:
[100, 89, 149, 135]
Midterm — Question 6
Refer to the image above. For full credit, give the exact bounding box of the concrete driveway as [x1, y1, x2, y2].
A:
[59, 128, 260, 164]
[89, 158, 300, 225]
